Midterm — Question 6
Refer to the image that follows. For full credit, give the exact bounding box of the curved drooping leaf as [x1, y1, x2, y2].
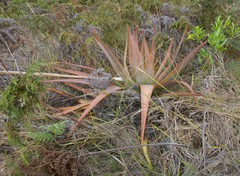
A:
[70, 85, 123, 133]
[55, 100, 93, 116]
[158, 80, 199, 101]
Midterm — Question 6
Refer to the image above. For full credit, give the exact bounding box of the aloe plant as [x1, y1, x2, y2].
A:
[90, 24, 207, 144]
[42, 24, 207, 144]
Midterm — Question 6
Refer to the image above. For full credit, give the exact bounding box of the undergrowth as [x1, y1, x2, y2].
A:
[0, 63, 45, 147]
[28, 120, 66, 143]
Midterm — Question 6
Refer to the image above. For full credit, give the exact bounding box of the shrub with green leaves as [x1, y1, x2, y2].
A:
[0, 63, 45, 147]
[188, 15, 240, 64]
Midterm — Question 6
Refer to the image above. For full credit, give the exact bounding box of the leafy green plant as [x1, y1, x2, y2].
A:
[0, 63, 45, 147]
[208, 15, 230, 52]
[43, 24, 206, 145]
[188, 26, 205, 44]
[197, 48, 212, 64]
[0, 13, 5, 18]
[4, 3, 28, 20]
[188, 15, 240, 64]
[28, 121, 66, 142]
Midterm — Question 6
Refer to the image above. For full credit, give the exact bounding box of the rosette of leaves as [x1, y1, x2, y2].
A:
[43, 24, 207, 145]
[90, 24, 207, 144]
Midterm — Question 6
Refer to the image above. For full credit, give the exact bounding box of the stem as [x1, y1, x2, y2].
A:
[73, 142, 187, 158]
[0, 70, 124, 81]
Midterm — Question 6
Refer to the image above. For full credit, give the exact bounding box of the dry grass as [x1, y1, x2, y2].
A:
[12, 67, 237, 175]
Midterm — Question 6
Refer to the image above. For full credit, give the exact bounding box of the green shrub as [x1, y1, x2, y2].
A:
[0, 63, 45, 147]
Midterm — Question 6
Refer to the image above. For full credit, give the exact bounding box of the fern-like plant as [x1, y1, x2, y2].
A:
[0, 63, 45, 147]
[28, 121, 66, 142]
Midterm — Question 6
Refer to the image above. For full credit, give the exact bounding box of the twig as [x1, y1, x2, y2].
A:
[224, 51, 239, 65]
[0, 59, 9, 73]
[201, 107, 208, 168]
[0, 70, 124, 81]
[73, 142, 187, 158]
[3, 40, 20, 73]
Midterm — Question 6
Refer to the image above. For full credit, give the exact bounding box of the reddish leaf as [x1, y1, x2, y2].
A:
[91, 30, 135, 86]
[150, 25, 156, 56]
[45, 87, 72, 98]
[70, 85, 123, 133]
[159, 80, 199, 101]
[133, 26, 139, 49]
[127, 24, 148, 84]
[67, 83, 96, 97]
[55, 101, 93, 116]
[50, 66, 90, 77]
[156, 25, 188, 83]
[171, 24, 188, 64]
[56, 106, 73, 110]
[53, 137, 71, 144]
[140, 84, 154, 144]
[162, 40, 208, 82]
[141, 30, 154, 83]
[155, 36, 174, 81]
[41, 79, 91, 85]
[123, 33, 129, 72]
